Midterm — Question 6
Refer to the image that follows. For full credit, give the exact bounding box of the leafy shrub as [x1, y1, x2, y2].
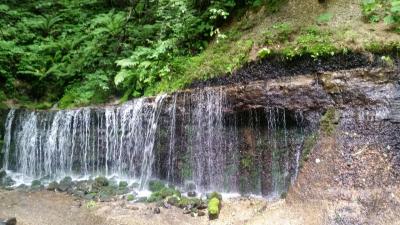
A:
[362, 0, 400, 31]
[282, 27, 336, 59]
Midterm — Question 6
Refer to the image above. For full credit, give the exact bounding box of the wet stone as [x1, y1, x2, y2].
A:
[58, 177, 73, 192]
[153, 207, 161, 214]
[187, 191, 197, 197]
[47, 181, 59, 191]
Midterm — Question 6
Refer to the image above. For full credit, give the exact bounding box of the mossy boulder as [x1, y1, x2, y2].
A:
[58, 176, 73, 192]
[94, 176, 109, 187]
[126, 194, 135, 201]
[167, 196, 179, 206]
[0, 170, 6, 179]
[208, 197, 221, 220]
[31, 180, 41, 187]
[31, 180, 43, 190]
[47, 181, 59, 191]
[207, 192, 222, 201]
[148, 187, 181, 203]
[84, 192, 96, 200]
[177, 197, 201, 209]
[76, 180, 93, 194]
[119, 181, 128, 188]
[1, 176, 15, 187]
[148, 180, 165, 192]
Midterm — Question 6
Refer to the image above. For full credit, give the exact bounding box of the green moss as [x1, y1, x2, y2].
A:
[148, 180, 165, 192]
[119, 181, 128, 188]
[126, 194, 135, 201]
[94, 176, 109, 187]
[148, 186, 181, 203]
[31, 180, 41, 187]
[301, 132, 319, 165]
[208, 197, 220, 219]
[320, 107, 338, 135]
[207, 192, 222, 201]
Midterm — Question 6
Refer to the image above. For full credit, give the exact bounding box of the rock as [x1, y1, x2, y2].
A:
[184, 181, 196, 192]
[198, 211, 206, 216]
[188, 191, 197, 197]
[153, 207, 161, 214]
[58, 177, 73, 192]
[117, 187, 129, 195]
[148, 180, 165, 192]
[16, 184, 28, 191]
[73, 190, 85, 198]
[162, 202, 172, 209]
[208, 197, 221, 220]
[191, 212, 196, 217]
[130, 182, 140, 189]
[84, 193, 96, 200]
[183, 209, 191, 214]
[2, 176, 15, 187]
[119, 181, 128, 188]
[126, 205, 139, 210]
[0, 217, 16, 225]
[196, 201, 208, 210]
[94, 176, 109, 188]
[39, 175, 51, 182]
[47, 181, 59, 191]
[207, 192, 222, 201]
[0, 170, 6, 179]
[167, 196, 179, 206]
[31, 180, 43, 191]
[31, 180, 41, 186]
[75, 180, 93, 194]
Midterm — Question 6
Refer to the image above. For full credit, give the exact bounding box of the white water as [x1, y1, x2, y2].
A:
[2, 90, 306, 196]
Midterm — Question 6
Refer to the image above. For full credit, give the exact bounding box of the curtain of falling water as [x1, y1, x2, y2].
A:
[2, 89, 306, 195]
[2, 95, 166, 188]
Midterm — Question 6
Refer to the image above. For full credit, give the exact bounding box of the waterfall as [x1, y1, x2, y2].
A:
[2, 96, 166, 188]
[2, 109, 15, 170]
[1, 89, 308, 196]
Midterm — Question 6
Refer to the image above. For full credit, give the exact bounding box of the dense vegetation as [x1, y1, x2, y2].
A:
[362, 0, 400, 30]
[0, 0, 282, 109]
[0, 0, 398, 109]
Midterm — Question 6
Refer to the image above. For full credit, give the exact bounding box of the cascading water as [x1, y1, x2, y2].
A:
[1, 88, 309, 197]
[2, 95, 166, 188]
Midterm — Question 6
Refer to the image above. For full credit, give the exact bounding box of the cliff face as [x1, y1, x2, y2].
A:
[0, 109, 9, 168]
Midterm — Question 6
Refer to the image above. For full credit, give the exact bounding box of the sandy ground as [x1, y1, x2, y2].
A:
[0, 189, 326, 225]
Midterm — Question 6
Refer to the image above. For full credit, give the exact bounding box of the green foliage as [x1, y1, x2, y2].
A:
[2, 0, 257, 108]
[301, 133, 318, 166]
[126, 194, 135, 201]
[263, 22, 294, 45]
[148, 187, 181, 202]
[86, 200, 97, 209]
[361, 0, 400, 31]
[282, 27, 336, 59]
[320, 107, 338, 135]
[148, 180, 165, 192]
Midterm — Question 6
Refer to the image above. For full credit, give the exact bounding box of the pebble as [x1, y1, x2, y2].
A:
[153, 207, 161, 214]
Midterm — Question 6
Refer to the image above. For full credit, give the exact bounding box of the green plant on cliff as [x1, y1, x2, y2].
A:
[300, 132, 319, 167]
[320, 107, 338, 135]
[362, 0, 400, 31]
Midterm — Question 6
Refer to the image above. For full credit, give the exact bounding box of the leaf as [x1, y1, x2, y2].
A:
[384, 15, 395, 24]
[114, 70, 131, 85]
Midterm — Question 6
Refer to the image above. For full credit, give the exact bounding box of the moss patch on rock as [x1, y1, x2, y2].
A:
[208, 197, 221, 220]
